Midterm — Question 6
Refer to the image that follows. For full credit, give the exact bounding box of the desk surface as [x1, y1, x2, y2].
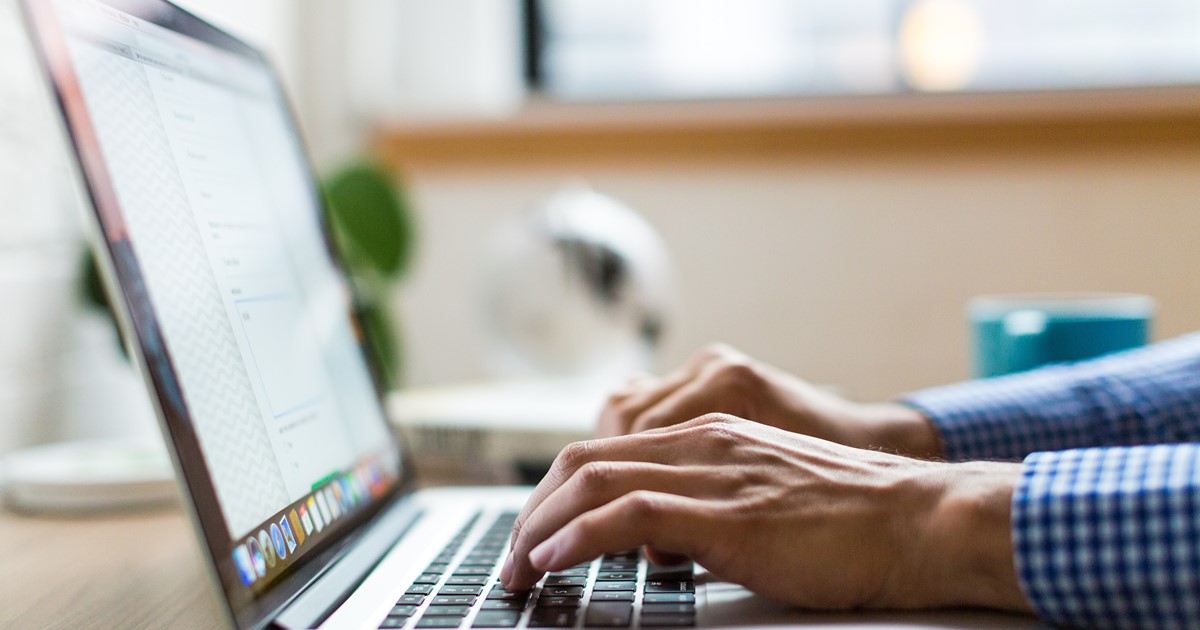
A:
[0, 505, 1041, 630]
[0, 506, 225, 630]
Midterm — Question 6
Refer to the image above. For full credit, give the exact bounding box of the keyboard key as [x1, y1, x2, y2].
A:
[639, 613, 695, 627]
[600, 562, 637, 572]
[424, 606, 472, 617]
[487, 587, 530, 601]
[528, 608, 577, 627]
[406, 584, 435, 595]
[398, 594, 426, 605]
[534, 597, 580, 608]
[644, 581, 694, 593]
[416, 616, 463, 628]
[389, 604, 419, 617]
[540, 586, 583, 598]
[413, 573, 443, 585]
[588, 591, 634, 602]
[642, 593, 694, 604]
[472, 611, 520, 628]
[542, 576, 587, 587]
[481, 599, 527, 611]
[452, 567, 493, 576]
[596, 572, 636, 581]
[432, 595, 477, 606]
[548, 567, 589, 577]
[380, 618, 407, 628]
[646, 563, 693, 580]
[593, 581, 637, 592]
[603, 551, 639, 560]
[456, 561, 496, 568]
[641, 604, 695, 615]
[584, 602, 633, 627]
[438, 586, 484, 596]
[445, 575, 489, 586]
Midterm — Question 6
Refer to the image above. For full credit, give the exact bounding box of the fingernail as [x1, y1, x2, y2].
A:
[529, 539, 557, 570]
[499, 551, 514, 585]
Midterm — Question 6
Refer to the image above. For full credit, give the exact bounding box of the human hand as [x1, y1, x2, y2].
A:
[597, 344, 943, 459]
[501, 415, 1031, 613]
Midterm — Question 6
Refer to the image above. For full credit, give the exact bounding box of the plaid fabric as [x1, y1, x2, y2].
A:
[1014, 445, 1200, 629]
[904, 332, 1200, 462]
[903, 333, 1200, 628]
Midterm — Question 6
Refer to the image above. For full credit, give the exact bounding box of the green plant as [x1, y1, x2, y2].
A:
[322, 160, 417, 387]
[80, 159, 417, 387]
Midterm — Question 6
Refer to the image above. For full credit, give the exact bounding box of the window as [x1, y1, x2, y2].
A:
[531, 0, 1200, 101]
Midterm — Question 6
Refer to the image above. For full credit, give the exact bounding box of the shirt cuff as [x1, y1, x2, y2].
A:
[1012, 445, 1200, 628]
[901, 365, 1095, 461]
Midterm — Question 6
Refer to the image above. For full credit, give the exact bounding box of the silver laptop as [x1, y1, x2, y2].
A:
[20, 1, 1035, 629]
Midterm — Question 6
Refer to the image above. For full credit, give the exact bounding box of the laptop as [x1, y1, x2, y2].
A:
[19, 1, 1037, 628]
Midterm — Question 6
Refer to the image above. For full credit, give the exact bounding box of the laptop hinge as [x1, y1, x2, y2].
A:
[273, 496, 425, 629]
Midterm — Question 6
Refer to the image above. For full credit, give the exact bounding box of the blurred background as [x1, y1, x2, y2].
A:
[2, 0, 1199, 462]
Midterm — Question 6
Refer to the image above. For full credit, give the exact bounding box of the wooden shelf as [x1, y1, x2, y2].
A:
[372, 87, 1200, 170]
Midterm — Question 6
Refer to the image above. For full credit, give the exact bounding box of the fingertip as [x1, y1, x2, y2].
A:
[644, 546, 689, 567]
[499, 551, 514, 585]
[529, 539, 557, 571]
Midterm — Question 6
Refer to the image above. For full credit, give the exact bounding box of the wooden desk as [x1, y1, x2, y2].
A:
[0, 506, 226, 629]
[0, 502, 1040, 630]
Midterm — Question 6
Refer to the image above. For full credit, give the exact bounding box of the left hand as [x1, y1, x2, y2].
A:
[500, 414, 1031, 612]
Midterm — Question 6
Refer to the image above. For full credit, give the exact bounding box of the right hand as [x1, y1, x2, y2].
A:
[504, 415, 1028, 613]
[596, 343, 944, 459]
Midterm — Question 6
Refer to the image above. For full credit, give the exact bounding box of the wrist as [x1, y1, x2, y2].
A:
[858, 403, 944, 459]
[910, 462, 1032, 612]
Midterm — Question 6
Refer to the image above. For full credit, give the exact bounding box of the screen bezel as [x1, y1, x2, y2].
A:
[18, 1, 417, 627]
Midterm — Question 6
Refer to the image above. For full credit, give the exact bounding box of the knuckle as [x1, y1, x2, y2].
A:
[695, 412, 739, 426]
[575, 461, 616, 490]
[621, 490, 663, 521]
[699, 421, 745, 450]
[712, 360, 762, 390]
[556, 439, 597, 471]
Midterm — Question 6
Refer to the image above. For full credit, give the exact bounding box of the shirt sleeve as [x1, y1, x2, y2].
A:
[901, 332, 1200, 461]
[1013, 444, 1200, 628]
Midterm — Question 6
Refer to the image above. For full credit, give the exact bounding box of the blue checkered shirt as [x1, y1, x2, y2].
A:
[904, 333, 1200, 629]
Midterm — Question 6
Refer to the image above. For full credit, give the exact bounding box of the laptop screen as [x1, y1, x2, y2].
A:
[24, 0, 406, 620]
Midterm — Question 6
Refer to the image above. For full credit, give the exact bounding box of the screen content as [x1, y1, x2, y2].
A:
[49, 0, 401, 591]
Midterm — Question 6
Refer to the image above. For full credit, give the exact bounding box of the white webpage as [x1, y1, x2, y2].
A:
[59, 0, 395, 537]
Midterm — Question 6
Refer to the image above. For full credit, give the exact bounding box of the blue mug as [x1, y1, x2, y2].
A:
[968, 293, 1154, 378]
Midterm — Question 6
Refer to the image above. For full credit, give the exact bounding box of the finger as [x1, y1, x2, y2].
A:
[628, 377, 725, 434]
[509, 424, 722, 557]
[505, 462, 732, 589]
[527, 491, 715, 574]
[596, 367, 695, 438]
[630, 356, 770, 434]
[644, 547, 690, 567]
[596, 345, 735, 438]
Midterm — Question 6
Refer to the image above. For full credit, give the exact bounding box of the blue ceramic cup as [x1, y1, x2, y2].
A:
[968, 293, 1154, 378]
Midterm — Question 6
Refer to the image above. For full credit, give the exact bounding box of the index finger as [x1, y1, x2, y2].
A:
[527, 491, 715, 574]
[509, 415, 736, 558]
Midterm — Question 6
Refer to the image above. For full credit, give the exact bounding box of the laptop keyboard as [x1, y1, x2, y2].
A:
[378, 512, 696, 629]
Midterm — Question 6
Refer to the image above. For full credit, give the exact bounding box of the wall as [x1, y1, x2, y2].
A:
[385, 127, 1200, 402]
